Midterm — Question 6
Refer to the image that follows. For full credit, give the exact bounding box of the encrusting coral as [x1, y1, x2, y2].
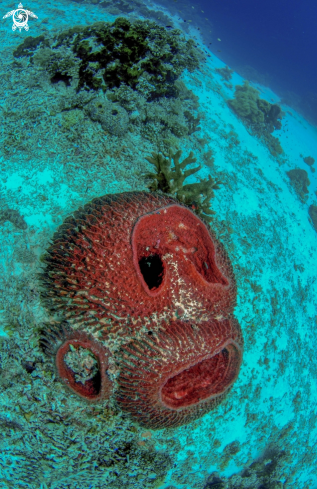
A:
[145, 149, 222, 222]
[40, 191, 243, 429]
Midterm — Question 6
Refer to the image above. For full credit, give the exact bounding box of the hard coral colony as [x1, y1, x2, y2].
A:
[41, 192, 243, 429]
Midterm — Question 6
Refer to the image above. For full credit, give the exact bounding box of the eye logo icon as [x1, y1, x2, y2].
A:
[2, 2, 38, 32]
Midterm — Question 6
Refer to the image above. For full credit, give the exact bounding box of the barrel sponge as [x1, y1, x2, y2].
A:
[40, 192, 236, 337]
[116, 318, 243, 429]
[87, 96, 129, 136]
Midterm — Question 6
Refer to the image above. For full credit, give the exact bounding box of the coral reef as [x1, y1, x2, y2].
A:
[228, 81, 283, 130]
[145, 150, 222, 221]
[286, 168, 310, 203]
[203, 446, 286, 488]
[0, 208, 27, 230]
[40, 192, 236, 335]
[15, 18, 201, 100]
[215, 66, 233, 81]
[228, 81, 284, 156]
[263, 133, 283, 157]
[303, 155, 315, 172]
[117, 318, 243, 429]
[40, 191, 242, 428]
[13, 18, 202, 145]
[308, 204, 317, 232]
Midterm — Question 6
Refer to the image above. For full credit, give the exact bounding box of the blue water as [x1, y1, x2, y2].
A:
[158, 0, 317, 125]
[0, 0, 316, 487]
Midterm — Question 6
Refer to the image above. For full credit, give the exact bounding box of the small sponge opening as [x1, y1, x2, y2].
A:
[51, 330, 113, 402]
[138, 253, 164, 291]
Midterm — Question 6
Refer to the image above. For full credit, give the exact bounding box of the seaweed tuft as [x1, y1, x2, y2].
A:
[145, 149, 222, 221]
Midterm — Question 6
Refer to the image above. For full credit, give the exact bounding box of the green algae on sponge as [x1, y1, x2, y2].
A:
[145, 150, 222, 222]
[228, 81, 284, 156]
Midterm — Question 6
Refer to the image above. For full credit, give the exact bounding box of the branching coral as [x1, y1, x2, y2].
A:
[145, 150, 222, 221]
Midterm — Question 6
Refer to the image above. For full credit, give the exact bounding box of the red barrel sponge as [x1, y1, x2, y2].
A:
[116, 318, 243, 429]
[41, 192, 236, 337]
[41, 323, 112, 402]
[40, 191, 243, 427]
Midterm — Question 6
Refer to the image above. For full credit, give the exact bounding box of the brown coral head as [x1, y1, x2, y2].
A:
[41, 324, 112, 402]
[116, 318, 243, 429]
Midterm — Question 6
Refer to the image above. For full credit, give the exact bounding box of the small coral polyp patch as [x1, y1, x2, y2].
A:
[40, 191, 243, 428]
